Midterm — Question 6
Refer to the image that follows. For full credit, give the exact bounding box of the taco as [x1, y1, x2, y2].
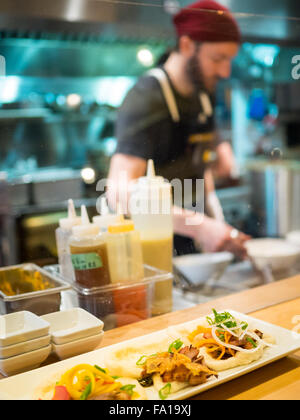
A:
[105, 337, 217, 400]
[35, 363, 146, 400]
[187, 309, 276, 371]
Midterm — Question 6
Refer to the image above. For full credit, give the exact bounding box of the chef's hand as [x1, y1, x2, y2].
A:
[173, 208, 250, 260]
[193, 216, 251, 260]
[216, 228, 251, 260]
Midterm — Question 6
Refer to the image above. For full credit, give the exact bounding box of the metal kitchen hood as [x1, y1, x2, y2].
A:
[0, 0, 299, 45]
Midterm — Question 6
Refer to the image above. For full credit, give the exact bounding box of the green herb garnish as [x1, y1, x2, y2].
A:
[120, 384, 136, 397]
[206, 309, 238, 330]
[246, 337, 257, 348]
[80, 382, 92, 400]
[168, 339, 183, 353]
[159, 383, 171, 400]
[136, 354, 157, 365]
[94, 365, 107, 373]
[136, 355, 148, 366]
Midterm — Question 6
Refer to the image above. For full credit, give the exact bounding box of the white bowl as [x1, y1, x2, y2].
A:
[286, 231, 300, 248]
[41, 308, 104, 345]
[0, 334, 51, 359]
[0, 311, 50, 347]
[0, 344, 51, 377]
[245, 238, 300, 271]
[52, 331, 104, 360]
[173, 252, 234, 287]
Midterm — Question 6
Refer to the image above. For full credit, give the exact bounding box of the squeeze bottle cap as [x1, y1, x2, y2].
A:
[136, 159, 170, 189]
[72, 205, 100, 237]
[93, 196, 123, 229]
[108, 215, 135, 234]
[133, 159, 172, 206]
[59, 199, 82, 230]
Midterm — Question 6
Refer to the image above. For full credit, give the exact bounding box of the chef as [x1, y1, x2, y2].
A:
[107, 0, 250, 258]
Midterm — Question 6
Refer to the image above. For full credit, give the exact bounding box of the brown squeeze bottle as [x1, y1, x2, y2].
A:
[69, 206, 114, 327]
[69, 206, 110, 288]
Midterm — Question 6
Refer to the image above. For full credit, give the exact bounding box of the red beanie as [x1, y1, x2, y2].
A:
[173, 0, 241, 43]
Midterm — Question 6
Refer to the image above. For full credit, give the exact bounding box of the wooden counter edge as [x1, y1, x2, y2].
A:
[100, 274, 300, 348]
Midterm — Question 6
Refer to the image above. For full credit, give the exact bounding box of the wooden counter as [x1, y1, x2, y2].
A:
[2, 274, 300, 399]
[94, 274, 300, 400]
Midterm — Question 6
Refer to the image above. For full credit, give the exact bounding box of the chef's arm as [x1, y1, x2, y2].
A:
[213, 141, 237, 179]
[106, 153, 249, 257]
[204, 168, 225, 222]
[106, 153, 146, 213]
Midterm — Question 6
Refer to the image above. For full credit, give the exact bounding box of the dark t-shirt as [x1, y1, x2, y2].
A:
[115, 69, 221, 182]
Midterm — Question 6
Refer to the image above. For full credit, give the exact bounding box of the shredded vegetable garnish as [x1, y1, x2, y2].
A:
[53, 364, 138, 400]
[159, 383, 171, 400]
[189, 309, 275, 359]
[168, 339, 183, 353]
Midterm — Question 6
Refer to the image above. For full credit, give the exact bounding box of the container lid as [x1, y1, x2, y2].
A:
[108, 215, 135, 234]
[72, 205, 100, 237]
[93, 196, 123, 229]
[59, 199, 81, 230]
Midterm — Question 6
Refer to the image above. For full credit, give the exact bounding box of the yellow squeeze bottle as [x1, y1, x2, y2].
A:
[105, 216, 147, 327]
[130, 159, 173, 316]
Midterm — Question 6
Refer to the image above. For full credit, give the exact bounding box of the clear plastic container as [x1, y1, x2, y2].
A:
[71, 265, 173, 331]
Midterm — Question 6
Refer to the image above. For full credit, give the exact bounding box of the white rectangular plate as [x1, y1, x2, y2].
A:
[0, 310, 300, 400]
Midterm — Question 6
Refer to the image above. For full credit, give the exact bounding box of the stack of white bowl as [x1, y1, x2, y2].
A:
[0, 311, 51, 376]
[41, 308, 104, 360]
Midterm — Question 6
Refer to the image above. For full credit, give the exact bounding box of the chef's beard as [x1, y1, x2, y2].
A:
[185, 49, 218, 94]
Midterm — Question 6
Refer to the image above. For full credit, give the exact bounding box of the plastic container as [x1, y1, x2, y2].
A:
[71, 265, 173, 331]
[55, 199, 81, 282]
[130, 159, 174, 316]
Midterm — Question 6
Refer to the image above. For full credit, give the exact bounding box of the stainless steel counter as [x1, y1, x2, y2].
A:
[173, 259, 300, 311]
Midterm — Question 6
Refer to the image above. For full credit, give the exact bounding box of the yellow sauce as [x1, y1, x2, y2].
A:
[141, 236, 173, 316]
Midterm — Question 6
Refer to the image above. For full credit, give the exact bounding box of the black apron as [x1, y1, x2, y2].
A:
[147, 68, 216, 256]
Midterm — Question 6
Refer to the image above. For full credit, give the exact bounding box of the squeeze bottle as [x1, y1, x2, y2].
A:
[93, 196, 123, 232]
[55, 199, 81, 281]
[69, 205, 111, 288]
[130, 159, 173, 316]
[106, 216, 147, 327]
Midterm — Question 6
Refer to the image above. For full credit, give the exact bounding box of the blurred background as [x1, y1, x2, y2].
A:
[0, 0, 299, 272]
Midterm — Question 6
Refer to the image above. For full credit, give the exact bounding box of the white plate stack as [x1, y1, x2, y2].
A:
[41, 308, 104, 360]
[0, 311, 51, 376]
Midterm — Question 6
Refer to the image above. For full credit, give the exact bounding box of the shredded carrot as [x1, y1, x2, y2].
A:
[224, 332, 235, 357]
[206, 346, 220, 353]
[194, 338, 220, 348]
[188, 326, 212, 342]
[216, 347, 226, 360]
